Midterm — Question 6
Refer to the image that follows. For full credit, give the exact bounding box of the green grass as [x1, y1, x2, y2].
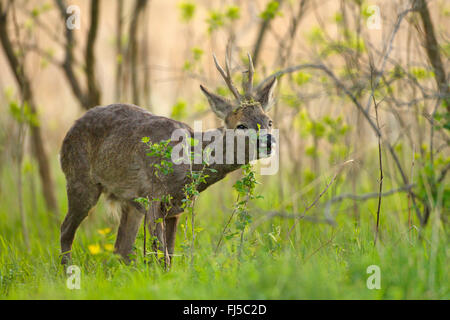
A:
[0, 157, 448, 299]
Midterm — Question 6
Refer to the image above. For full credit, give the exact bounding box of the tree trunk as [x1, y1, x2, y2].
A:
[0, 3, 58, 215]
[128, 0, 149, 106]
[252, 0, 283, 67]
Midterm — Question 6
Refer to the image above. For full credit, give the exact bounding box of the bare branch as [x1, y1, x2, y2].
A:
[325, 185, 414, 205]
[55, 0, 101, 109]
[254, 210, 336, 225]
[364, 5, 417, 113]
[371, 64, 384, 245]
[286, 159, 354, 238]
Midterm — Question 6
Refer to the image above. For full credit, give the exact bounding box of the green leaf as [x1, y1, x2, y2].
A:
[295, 72, 312, 86]
[206, 10, 224, 33]
[225, 5, 240, 20]
[170, 99, 187, 120]
[260, 1, 280, 21]
[191, 47, 204, 61]
[178, 2, 196, 22]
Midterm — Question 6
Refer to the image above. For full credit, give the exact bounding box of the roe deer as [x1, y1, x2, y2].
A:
[60, 52, 277, 265]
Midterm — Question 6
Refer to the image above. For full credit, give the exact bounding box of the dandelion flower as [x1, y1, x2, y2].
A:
[88, 244, 101, 255]
[97, 228, 111, 236]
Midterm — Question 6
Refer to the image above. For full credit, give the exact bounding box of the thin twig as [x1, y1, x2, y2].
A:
[214, 194, 240, 255]
[408, 144, 415, 232]
[251, 210, 336, 230]
[371, 67, 383, 246]
[325, 185, 414, 205]
[286, 159, 354, 239]
[303, 228, 340, 263]
[364, 5, 416, 113]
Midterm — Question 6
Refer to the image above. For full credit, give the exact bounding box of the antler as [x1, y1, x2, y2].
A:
[212, 52, 241, 102]
[212, 46, 256, 102]
[243, 52, 254, 98]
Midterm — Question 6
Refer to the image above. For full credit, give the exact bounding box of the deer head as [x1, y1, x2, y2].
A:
[200, 53, 277, 129]
[200, 52, 277, 156]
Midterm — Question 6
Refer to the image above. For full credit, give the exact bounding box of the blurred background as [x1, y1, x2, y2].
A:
[0, 0, 448, 299]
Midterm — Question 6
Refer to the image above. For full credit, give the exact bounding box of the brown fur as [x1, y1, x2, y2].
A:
[59, 58, 278, 266]
[225, 104, 271, 129]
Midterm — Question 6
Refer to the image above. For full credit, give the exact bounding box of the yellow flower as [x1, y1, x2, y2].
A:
[97, 228, 111, 236]
[104, 244, 114, 252]
[88, 244, 101, 255]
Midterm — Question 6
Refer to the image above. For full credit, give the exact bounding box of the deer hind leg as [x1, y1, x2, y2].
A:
[114, 201, 144, 262]
[61, 180, 101, 265]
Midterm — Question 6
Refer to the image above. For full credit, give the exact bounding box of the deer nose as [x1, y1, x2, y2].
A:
[258, 134, 276, 154]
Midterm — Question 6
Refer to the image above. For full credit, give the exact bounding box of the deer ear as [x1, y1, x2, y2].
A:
[255, 77, 277, 111]
[200, 85, 233, 119]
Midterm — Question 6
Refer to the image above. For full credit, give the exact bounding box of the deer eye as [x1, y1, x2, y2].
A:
[236, 124, 248, 130]
[268, 120, 273, 127]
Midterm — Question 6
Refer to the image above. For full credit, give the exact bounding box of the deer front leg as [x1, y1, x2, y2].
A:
[150, 218, 166, 254]
[165, 215, 180, 262]
[147, 202, 170, 266]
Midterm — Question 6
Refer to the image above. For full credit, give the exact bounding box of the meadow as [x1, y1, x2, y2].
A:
[0, 154, 447, 299]
[0, 0, 448, 300]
